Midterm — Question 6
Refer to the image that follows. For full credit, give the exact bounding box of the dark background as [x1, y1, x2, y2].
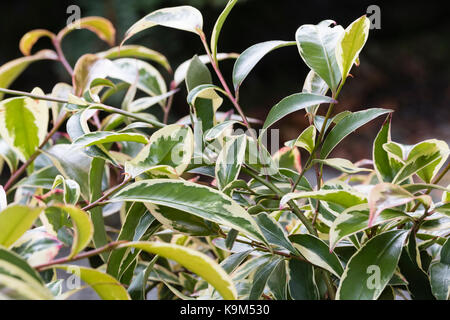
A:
[1, 0, 449, 161]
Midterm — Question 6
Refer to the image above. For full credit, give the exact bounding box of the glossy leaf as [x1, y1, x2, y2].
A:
[73, 131, 148, 148]
[312, 158, 371, 174]
[215, 134, 246, 190]
[120, 241, 237, 300]
[211, 0, 238, 61]
[336, 15, 370, 80]
[320, 108, 391, 159]
[110, 179, 267, 244]
[296, 20, 344, 92]
[249, 256, 283, 300]
[290, 234, 344, 277]
[373, 115, 395, 182]
[288, 259, 319, 300]
[255, 212, 298, 254]
[0, 205, 43, 248]
[285, 125, 316, 154]
[430, 238, 450, 300]
[336, 230, 408, 300]
[58, 16, 115, 46]
[232, 40, 296, 90]
[122, 5, 203, 45]
[281, 188, 366, 209]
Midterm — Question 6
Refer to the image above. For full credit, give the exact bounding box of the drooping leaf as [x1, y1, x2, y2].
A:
[19, 29, 55, 56]
[122, 5, 203, 45]
[54, 265, 130, 300]
[232, 40, 295, 90]
[320, 108, 391, 159]
[336, 230, 408, 300]
[0, 88, 49, 162]
[296, 20, 344, 92]
[58, 16, 116, 46]
[119, 241, 237, 300]
[430, 238, 450, 300]
[110, 179, 267, 244]
[336, 15, 370, 80]
[0, 50, 58, 99]
[0, 205, 43, 248]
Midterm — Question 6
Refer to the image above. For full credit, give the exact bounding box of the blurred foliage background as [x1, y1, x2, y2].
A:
[1, 0, 449, 162]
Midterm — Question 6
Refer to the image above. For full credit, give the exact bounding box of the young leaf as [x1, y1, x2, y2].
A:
[0, 50, 58, 99]
[302, 70, 329, 121]
[0, 88, 49, 162]
[262, 93, 336, 132]
[215, 134, 246, 190]
[52, 175, 81, 205]
[336, 230, 408, 300]
[122, 5, 203, 45]
[290, 234, 344, 278]
[54, 265, 130, 300]
[0, 205, 43, 248]
[285, 125, 316, 154]
[296, 20, 344, 92]
[58, 16, 116, 46]
[19, 29, 55, 56]
[336, 15, 370, 81]
[232, 40, 296, 90]
[110, 179, 267, 244]
[320, 108, 391, 159]
[120, 241, 237, 300]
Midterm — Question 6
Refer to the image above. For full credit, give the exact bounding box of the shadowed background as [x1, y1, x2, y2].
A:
[1, 0, 449, 163]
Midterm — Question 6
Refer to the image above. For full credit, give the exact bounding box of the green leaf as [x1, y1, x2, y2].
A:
[52, 175, 81, 205]
[16, 165, 60, 190]
[204, 120, 242, 141]
[336, 230, 408, 300]
[430, 238, 450, 300]
[296, 20, 344, 92]
[255, 213, 297, 254]
[128, 255, 158, 300]
[288, 259, 319, 300]
[0, 205, 43, 248]
[0, 50, 57, 99]
[0, 88, 49, 162]
[232, 40, 296, 90]
[281, 188, 366, 209]
[249, 256, 282, 300]
[122, 5, 203, 45]
[330, 204, 411, 249]
[54, 265, 130, 300]
[59, 16, 116, 46]
[285, 125, 316, 154]
[290, 234, 344, 278]
[110, 179, 267, 244]
[43, 144, 92, 200]
[215, 134, 246, 190]
[220, 250, 252, 274]
[0, 247, 53, 299]
[320, 108, 391, 159]
[373, 115, 395, 182]
[73, 131, 148, 148]
[267, 260, 288, 300]
[120, 241, 237, 300]
[262, 93, 336, 132]
[56, 205, 93, 259]
[336, 15, 370, 81]
[97, 45, 171, 72]
[312, 158, 371, 174]
[211, 0, 238, 62]
[0, 138, 19, 173]
[125, 124, 193, 178]
[302, 70, 329, 121]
